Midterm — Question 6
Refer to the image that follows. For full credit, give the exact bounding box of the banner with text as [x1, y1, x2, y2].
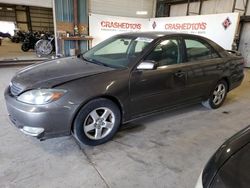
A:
[89, 13, 239, 50]
[149, 13, 240, 50]
[89, 13, 149, 46]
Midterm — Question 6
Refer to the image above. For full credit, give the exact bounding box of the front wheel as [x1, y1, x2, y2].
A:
[73, 98, 121, 146]
[202, 80, 228, 109]
[35, 39, 53, 56]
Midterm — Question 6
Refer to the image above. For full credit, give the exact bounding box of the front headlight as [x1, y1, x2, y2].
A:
[17, 89, 67, 105]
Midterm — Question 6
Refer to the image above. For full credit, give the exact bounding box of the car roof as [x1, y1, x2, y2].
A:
[117, 31, 203, 39]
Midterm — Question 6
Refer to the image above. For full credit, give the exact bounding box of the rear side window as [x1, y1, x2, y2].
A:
[184, 39, 219, 62]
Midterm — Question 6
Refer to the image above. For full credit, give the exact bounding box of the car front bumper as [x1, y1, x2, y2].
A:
[4, 87, 78, 140]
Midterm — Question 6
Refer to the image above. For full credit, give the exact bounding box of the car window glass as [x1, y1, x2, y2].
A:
[145, 39, 180, 67]
[83, 36, 153, 68]
[185, 39, 219, 62]
[135, 41, 148, 53]
[210, 144, 250, 188]
[94, 38, 132, 55]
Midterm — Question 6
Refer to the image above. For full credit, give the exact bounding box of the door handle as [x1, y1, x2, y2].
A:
[174, 71, 185, 77]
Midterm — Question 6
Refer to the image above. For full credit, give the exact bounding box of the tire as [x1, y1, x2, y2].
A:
[73, 98, 121, 146]
[202, 80, 228, 109]
[35, 39, 53, 56]
[21, 43, 30, 52]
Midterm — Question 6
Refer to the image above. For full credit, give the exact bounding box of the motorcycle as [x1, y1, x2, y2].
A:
[0, 32, 11, 39]
[21, 32, 40, 52]
[35, 33, 55, 56]
[11, 31, 26, 43]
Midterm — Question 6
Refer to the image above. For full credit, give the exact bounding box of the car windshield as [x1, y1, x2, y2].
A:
[83, 36, 154, 68]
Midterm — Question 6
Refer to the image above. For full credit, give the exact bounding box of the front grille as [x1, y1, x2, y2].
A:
[10, 82, 23, 96]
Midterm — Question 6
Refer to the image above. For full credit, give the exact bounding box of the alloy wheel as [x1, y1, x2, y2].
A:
[212, 83, 226, 105]
[83, 107, 115, 140]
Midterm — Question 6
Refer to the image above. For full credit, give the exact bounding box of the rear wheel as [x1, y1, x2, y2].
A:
[202, 80, 228, 109]
[73, 98, 121, 146]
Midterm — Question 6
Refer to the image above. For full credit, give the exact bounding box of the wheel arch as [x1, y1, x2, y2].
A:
[70, 95, 124, 132]
[220, 77, 230, 91]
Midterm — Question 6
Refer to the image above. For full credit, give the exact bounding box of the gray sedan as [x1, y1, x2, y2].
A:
[5, 32, 244, 145]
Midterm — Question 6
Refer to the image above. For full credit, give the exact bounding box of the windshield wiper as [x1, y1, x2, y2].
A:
[82, 56, 110, 67]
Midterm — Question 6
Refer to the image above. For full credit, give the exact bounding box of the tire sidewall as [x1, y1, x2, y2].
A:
[73, 98, 121, 146]
[209, 80, 228, 109]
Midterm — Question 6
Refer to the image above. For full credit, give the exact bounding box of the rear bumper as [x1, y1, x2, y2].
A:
[4, 87, 78, 140]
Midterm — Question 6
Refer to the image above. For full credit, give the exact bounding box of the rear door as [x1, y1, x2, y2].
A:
[181, 37, 225, 101]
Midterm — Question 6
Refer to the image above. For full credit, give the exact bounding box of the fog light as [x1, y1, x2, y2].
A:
[20, 126, 44, 136]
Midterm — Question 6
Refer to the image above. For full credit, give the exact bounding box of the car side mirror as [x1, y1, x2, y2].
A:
[137, 61, 157, 70]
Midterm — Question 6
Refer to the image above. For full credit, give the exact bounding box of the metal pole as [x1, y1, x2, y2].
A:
[232, 0, 237, 12]
[73, 0, 78, 26]
[52, 0, 58, 56]
[244, 0, 249, 15]
[186, 0, 190, 16]
[199, 0, 203, 15]
[26, 6, 32, 32]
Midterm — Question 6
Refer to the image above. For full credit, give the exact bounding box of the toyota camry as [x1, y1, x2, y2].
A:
[4, 32, 244, 146]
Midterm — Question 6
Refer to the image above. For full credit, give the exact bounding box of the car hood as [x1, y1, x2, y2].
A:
[11, 57, 114, 92]
[202, 125, 250, 187]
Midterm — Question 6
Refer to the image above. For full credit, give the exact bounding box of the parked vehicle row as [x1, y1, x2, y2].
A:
[20, 31, 55, 56]
[7, 30, 55, 56]
[0, 32, 11, 39]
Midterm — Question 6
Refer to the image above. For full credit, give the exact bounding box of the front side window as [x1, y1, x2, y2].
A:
[184, 39, 219, 62]
[83, 36, 153, 68]
[145, 39, 180, 67]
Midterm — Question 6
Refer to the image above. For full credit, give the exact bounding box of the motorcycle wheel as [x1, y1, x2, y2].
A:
[35, 40, 53, 56]
[21, 43, 30, 52]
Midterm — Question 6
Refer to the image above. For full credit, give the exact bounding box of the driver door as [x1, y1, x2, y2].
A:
[129, 37, 187, 118]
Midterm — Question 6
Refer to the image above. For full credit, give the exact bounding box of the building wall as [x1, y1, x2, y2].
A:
[54, 0, 88, 55]
[0, 0, 52, 8]
[30, 6, 54, 32]
[0, 4, 53, 32]
[201, 0, 234, 14]
[0, 4, 15, 22]
[238, 23, 250, 67]
[168, 0, 250, 17]
[89, 0, 155, 18]
[170, 3, 187, 17]
[247, 0, 250, 15]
